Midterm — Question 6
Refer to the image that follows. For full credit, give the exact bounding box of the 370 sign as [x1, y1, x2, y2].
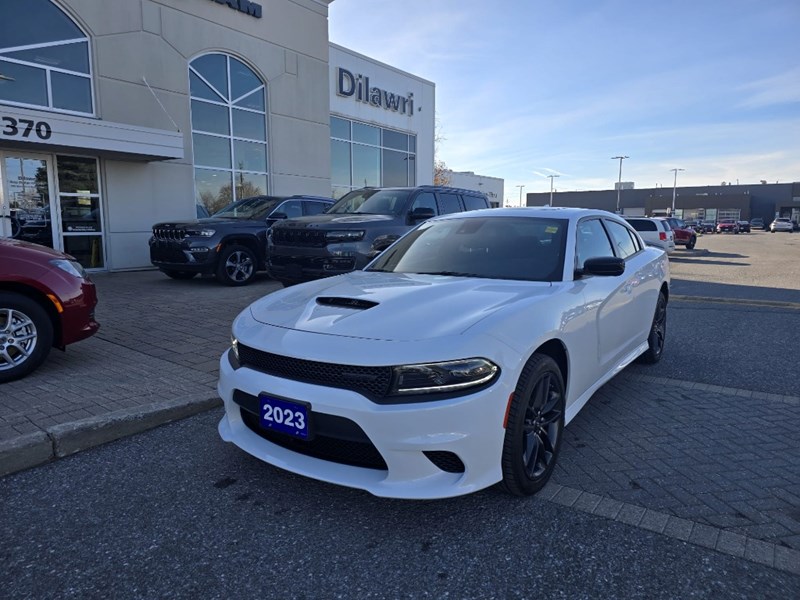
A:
[1, 116, 52, 140]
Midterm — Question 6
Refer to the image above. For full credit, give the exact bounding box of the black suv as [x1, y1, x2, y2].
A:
[267, 186, 491, 286]
[149, 195, 333, 286]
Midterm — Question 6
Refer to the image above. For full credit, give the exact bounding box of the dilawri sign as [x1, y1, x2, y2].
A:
[210, 0, 262, 19]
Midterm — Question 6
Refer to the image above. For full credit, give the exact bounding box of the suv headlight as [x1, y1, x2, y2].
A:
[186, 228, 215, 237]
[50, 258, 86, 279]
[390, 358, 499, 395]
[325, 230, 365, 242]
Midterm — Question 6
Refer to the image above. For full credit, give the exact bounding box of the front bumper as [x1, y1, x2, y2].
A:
[267, 245, 372, 282]
[149, 239, 218, 273]
[217, 350, 510, 499]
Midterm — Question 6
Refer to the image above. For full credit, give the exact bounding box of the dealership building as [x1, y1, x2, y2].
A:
[526, 182, 800, 225]
[0, 0, 435, 271]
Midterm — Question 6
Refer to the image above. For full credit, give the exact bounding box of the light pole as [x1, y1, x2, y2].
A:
[611, 156, 628, 214]
[547, 174, 560, 206]
[670, 168, 684, 215]
[516, 184, 525, 207]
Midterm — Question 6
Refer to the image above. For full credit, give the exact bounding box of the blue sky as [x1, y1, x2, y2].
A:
[329, 0, 800, 205]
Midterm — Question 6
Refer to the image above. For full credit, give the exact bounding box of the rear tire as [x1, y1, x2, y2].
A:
[638, 291, 667, 364]
[216, 245, 257, 286]
[500, 354, 565, 496]
[0, 292, 54, 383]
[686, 236, 696, 250]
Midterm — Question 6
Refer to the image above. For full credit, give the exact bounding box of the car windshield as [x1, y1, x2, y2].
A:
[212, 196, 282, 220]
[367, 216, 568, 282]
[327, 189, 410, 215]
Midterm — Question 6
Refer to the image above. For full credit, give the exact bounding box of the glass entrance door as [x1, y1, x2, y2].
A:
[0, 153, 58, 247]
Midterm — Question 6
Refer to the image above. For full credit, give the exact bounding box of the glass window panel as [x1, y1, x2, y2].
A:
[1, 41, 89, 74]
[232, 109, 266, 141]
[382, 129, 408, 151]
[304, 201, 329, 216]
[273, 200, 303, 219]
[195, 168, 233, 214]
[0, 60, 47, 106]
[437, 193, 461, 215]
[56, 156, 98, 194]
[353, 122, 379, 145]
[0, 0, 84, 49]
[330, 117, 350, 140]
[382, 149, 408, 187]
[51, 71, 92, 113]
[233, 172, 268, 201]
[191, 100, 229, 135]
[191, 54, 228, 100]
[62, 235, 104, 269]
[230, 57, 262, 101]
[190, 71, 223, 102]
[331, 140, 351, 186]
[60, 195, 100, 233]
[410, 192, 437, 215]
[352, 145, 380, 188]
[192, 133, 231, 168]
[233, 88, 265, 111]
[233, 140, 267, 172]
[409, 135, 416, 153]
[605, 220, 638, 259]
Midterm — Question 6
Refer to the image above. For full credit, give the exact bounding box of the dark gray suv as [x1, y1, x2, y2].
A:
[267, 186, 491, 286]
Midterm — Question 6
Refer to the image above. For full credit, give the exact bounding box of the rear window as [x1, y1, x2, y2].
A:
[627, 219, 657, 232]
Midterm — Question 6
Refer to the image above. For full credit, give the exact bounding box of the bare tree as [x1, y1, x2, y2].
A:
[433, 115, 451, 186]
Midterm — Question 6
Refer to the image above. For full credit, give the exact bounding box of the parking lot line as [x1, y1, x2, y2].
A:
[672, 294, 800, 311]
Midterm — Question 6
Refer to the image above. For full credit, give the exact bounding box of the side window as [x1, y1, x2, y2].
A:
[437, 193, 462, 214]
[627, 219, 656, 232]
[304, 201, 329, 216]
[410, 192, 437, 215]
[576, 218, 615, 269]
[605, 220, 638, 259]
[274, 200, 303, 219]
[462, 194, 488, 211]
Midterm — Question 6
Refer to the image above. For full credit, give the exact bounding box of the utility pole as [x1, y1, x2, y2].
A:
[611, 156, 628, 214]
[516, 184, 525, 207]
[547, 174, 560, 207]
[670, 168, 685, 215]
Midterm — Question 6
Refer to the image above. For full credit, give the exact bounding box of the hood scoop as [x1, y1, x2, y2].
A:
[315, 296, 379, 310]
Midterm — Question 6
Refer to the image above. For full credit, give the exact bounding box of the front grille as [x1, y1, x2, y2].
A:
[237, 343, 393, 399]
[236, 394, 387, 470]
[271, 228, 327, 247]
[423, 451, 465, 473]
[152, 227, 187, 241]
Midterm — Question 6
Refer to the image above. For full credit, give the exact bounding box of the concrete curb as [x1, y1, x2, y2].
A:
[0, 395, 221, 477]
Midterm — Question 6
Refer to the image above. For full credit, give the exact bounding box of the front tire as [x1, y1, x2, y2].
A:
[638, 291, 667, 364]
[500, 354, 565, 496]
[0, 293, 54, 383]
[216, 245, 257, 286]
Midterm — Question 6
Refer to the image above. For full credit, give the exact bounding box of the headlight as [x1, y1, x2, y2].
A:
[186, 228, 216, 237]
[325, 230, 365, 242]
[390, 358, 499, 395]
[50, 259, 86, 279]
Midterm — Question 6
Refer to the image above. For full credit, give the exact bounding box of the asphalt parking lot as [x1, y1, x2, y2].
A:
[1, 227, 799, 592]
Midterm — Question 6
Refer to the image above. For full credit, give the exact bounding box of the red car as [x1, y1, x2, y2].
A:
[0, 239, 99, 383]
[659, 218, 698, 250]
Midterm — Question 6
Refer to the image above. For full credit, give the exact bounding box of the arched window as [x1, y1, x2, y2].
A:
[0, 0, 93, 114]
[189, 53, 268, 215]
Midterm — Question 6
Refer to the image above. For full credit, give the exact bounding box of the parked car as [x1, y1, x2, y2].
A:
[659, 217, 697, 250]
[737, 220, 751, 233]
[624, 217, 675, 254]
[750, 218, 765, 230]
[716, 219, 740, 234]
[149, 195, 334, 286]
[267, 186, 491, 286]
[0, 239, 99, 383]
[699, 220, 716, 234]
[770, 218, 794, 233]
[217, 208, 670, 499]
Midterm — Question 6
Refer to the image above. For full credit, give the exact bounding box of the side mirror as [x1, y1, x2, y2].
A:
[409, 207, 435, 222]
[582, 256, 625, 277]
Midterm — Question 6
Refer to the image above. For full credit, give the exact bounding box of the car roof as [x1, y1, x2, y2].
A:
[433, 206, 625, 223]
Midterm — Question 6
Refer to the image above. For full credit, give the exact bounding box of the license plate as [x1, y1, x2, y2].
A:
[259, 394, 311, 440]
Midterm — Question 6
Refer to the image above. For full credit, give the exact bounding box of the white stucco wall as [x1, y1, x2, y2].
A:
[444, 171, 504, 207]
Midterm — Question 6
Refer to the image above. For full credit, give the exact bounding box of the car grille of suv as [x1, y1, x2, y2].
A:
[271, 228, 327, 247]
[152, 227, 187, 241]
[235, 391, 388, 470]
[237, 343, 393, 399]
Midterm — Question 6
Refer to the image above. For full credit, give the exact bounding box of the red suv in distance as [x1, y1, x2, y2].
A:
[0, 239, 99, 383]
[659, 217, 697, 250]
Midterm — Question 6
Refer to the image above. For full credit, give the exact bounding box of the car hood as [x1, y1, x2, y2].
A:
[247, 271, 554, 342]
[274, 214, 398, 228]
[151, 217, 252, 228]
[0, 237, 75, 260]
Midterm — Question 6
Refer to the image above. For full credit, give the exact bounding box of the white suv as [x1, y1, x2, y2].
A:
[624, 217, 675, 254]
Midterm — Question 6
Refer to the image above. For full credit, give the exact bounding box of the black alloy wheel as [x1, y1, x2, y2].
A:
[0, 293, 54, 383]
[216, 245, 257, 286]
[638, 291, 667, 364]
[162, 270, 197, 280]
[501, 353, 565, 496]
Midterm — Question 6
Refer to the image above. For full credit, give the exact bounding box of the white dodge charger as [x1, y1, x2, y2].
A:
[218, 207, 669, 499]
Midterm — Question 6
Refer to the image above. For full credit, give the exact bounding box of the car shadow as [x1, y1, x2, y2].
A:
[669, 278, 800, 304]
[669, 257, 750, 267]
